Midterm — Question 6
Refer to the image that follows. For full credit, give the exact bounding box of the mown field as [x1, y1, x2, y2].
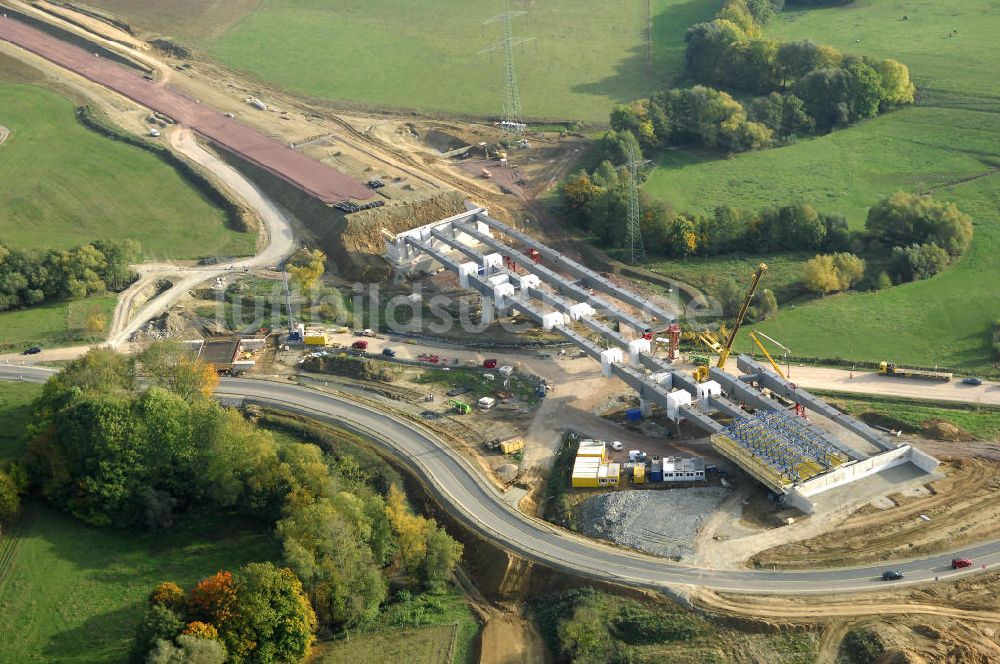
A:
[643, 0, 1000, 371]
[819, 391, 1000, 442]
[0, 506, 279, 664]
[0, 381, 41, 461]
[0, 81, 252, 259]
[0, 294, 117, 353]
[209, 0, 651, 121]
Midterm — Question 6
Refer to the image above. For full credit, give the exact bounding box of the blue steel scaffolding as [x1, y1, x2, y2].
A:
[721, 411, 849, 485]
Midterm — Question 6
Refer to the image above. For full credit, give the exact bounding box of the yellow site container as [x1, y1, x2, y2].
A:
[634, 464, 645, 484]
[572, 457, 601, 488]
[304, 334, 328, 346]
[577, 442, 607, 461]
[500, 438, 524, 454]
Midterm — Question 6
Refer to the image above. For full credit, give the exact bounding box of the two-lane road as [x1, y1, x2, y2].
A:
[4, 364, 1000, 595]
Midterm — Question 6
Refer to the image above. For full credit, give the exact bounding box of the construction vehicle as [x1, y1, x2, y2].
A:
[749, 330, 790, 380]
[447, 399, 472, 415]
[878, 361, 952, 382]
[483, 436, 525, 454]
[643, 322, 681, 361]
[694, 263, 767, 382]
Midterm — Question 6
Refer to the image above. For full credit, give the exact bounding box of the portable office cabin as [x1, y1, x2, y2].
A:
[649, 459, 663, 482]
[571, 457, 602, 488]
[599, 463, 620, 486]
[662, 456, 706, 482]
[577, 441, 607, 461]
[634, 464, 646, 484]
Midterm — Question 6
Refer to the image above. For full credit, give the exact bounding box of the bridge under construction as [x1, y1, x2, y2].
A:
[384, 204, 939, 513]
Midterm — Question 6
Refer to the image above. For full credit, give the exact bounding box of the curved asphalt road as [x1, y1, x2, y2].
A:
[4, 364, 1000, 595]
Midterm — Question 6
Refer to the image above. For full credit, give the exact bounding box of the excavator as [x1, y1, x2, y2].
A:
[694, 262, 767, 382]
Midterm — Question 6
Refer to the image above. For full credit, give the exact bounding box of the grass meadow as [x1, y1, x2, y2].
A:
[643, 0, 1000, 371]
[0, 294, 117, 353]
[0, 381, 41, 461]
[0, 506, 279, 663]
[0, 83, 252, 260]
[0, 383, 278, 663]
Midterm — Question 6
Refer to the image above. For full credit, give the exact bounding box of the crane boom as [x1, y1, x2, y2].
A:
[749, 330, 785, 379]
[717, 263, 767, 369]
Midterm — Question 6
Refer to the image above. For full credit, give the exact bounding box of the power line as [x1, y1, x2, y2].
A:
[481, 0, 534, 136]
[625, 141, 650, 264]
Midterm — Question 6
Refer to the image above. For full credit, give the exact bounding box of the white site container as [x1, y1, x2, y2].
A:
[666, 390, 693, 421]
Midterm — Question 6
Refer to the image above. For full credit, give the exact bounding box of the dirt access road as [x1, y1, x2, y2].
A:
[102, 127, 296, 348]
[0, 13, 371, 203]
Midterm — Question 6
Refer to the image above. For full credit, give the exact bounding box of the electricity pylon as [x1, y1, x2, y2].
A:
[481, 0, 533, 135]
[625, 142, 650, 264]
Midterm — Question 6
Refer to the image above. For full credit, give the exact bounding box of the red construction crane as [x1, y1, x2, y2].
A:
[643, 323, 681, 361]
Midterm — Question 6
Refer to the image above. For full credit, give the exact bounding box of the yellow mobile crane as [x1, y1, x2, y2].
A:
[749, 329, 790, 379]
[694, 263, 768, 381]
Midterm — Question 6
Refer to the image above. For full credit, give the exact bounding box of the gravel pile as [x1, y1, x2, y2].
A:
[497, 463, 519, 484]
[578, 488, 729, 560]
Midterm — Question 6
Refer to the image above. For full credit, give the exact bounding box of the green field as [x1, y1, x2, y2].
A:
[0, 83, 252, 259]
[0, 294, 117, 353]
[208, 0, 652, 121]
[818, 391, 1000, 441]
[0, 382, 41, 461]
[643, 0, 1000, 371]
[313, 624, 458, 664]
[0, 507, 279, 663]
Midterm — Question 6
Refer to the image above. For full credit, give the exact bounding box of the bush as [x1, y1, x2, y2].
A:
[802, 253, 865, 294]
[610, 604, 701, 644]
[889, 243, 950, 283]
[133, 604, 184, 661]
[866, 191, 973, 257]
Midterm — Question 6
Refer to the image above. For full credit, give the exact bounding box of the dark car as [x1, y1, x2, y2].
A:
[962, 377, 983, 386]
[881, 570, 904, 581]
[382, 348, 397, 357]
[23, 346, 42, 355]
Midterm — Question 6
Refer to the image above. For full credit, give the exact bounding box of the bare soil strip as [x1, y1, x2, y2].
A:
[0, 16, 371, 203]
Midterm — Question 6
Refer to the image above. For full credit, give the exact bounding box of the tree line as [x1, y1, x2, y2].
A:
[608, 0, 914, 156]
[18, 343, 464, 663]
[561, 160, 972, 296]
[0, 239, 140, 312]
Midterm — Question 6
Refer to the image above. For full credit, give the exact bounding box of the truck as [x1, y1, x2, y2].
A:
[878, 361, 952, 382]
[482, 436, 524, 454]
[447, 399, 471, 415]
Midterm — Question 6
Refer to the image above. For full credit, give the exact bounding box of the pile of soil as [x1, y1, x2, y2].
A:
[341, 190, 467, 254]
[921, 419, 973, 442]
[497, 463, 519, 484]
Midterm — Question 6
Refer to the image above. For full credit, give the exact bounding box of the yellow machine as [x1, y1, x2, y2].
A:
[749, 329, 790, 379]
[694, 263, 768, 382]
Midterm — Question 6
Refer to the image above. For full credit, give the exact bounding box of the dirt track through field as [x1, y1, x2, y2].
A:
[0, 125, 8, 145]
[0, 15, 371, 203]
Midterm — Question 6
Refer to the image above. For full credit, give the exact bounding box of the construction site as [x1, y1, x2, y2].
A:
[4, 0, 1000, 661]
[384, 205, 940, 515]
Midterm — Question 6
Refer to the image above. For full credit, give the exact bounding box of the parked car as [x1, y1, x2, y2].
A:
[381, 348, 397, 357]
[962, 377, 983, 386]
[483, 359, 498, 369]
[952, 558, 973, 569]
[881, 570, 904, 581]
[23, 346, 42, 355]
[351, 340, 369, 350]
[610, 441, 624, 451]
